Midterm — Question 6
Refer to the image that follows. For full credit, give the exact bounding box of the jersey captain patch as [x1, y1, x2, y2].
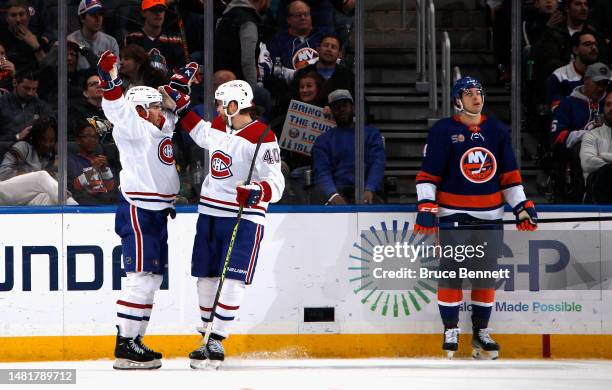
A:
[459, 146, 497, 183]
[158, 138, 174, 165]
[211, 150, 233, 179]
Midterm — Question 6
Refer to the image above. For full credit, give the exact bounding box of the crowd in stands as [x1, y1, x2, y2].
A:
[519, 0, 612, 204]
[0, 0, 384, 207]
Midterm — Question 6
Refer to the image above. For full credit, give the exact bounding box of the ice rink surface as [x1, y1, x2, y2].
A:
[1, 358, 611, 390]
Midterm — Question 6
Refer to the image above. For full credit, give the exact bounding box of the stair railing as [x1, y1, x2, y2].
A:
[441, 31, 451, 117]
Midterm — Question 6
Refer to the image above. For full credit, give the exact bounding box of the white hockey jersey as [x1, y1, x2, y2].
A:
[102, 87, 180, 210]
[180, 111, 285, 225]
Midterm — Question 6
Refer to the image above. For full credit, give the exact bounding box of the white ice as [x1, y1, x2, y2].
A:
[1, 358, 611, 390]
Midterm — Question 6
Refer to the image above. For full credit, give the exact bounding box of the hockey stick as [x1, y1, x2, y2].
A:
[199, 116, 281, 351]
[446, 215, 612, 228]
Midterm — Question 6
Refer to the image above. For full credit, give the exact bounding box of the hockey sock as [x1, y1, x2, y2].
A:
[116, 273, 163, 338]
[438, 288, 462, 329]
[197, 277, 246, 338]
[471, 289, 495, 329]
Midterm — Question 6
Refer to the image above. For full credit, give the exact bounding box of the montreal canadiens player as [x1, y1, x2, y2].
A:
[162, 76, 285, 368]
[98, 50, 183, 369]
[414, 77, 538, 359]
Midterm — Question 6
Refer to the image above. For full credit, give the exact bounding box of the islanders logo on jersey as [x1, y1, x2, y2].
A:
[211, 150, 233, 179]
[459, 147, 497, 183]
[158, 138, 174, 165]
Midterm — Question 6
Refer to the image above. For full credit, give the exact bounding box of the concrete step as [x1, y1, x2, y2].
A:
[365, 48, 496, 67]
[365, 0, 484, 12]
[363, 29, 490, 50]
[365, 9, 488, 31]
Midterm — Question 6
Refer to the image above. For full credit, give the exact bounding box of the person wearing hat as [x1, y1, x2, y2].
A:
[551, 62, 610, 201]
[67, 0, 120, 71]
[123, 0, 184, 74]
[311, 89, 385, 204]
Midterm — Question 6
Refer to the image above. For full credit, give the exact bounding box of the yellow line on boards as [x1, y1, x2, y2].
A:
[0, 334, 611, 362]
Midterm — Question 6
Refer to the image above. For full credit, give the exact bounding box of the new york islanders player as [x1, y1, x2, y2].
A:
[97, 50, 182, 370]
[414, 77, 538, 359]
[163, 78, 285, 368]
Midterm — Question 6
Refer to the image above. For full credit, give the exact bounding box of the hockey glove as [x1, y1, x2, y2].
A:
[97, 50, 121, 91]
[236, 182, 263, 207]
[159, 85, 191, 117]
[513, 200, 538, 231]
[170, 62, 200, 95]
[413, 200, 438, 235]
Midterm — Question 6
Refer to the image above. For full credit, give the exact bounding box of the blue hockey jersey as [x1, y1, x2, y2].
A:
[416, 115, 527, 220]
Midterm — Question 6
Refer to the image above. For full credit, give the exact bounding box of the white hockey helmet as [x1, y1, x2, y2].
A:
[215, 80, 254, 113]
[125, 86, 163, 115]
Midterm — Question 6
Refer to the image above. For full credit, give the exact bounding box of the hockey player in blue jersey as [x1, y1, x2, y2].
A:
[162, 75, 285, 369]
[414, 77, 538, 359]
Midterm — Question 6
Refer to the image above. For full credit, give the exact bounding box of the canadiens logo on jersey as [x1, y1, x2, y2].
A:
[211, 150, 233, 179]
[158, 138, 174, 165]
[460, 147, 497, 183]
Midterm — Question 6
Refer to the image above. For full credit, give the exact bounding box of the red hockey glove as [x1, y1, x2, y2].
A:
[513, 200, 538, 231]
[97, 50, 121, 91]
[159, 85, 191, 116]
[170, 62, 200, 94]
[236, 182, 263, 207]
[413, 200, 438, 235]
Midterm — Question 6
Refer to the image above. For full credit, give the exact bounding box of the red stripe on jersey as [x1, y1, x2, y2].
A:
[125, 191, 177, 198]
[235, 121, 277, 144]
[200, 196, 268, 211]
[180, 111, 202, 133]
[438, 288, 463, 304]
[117, 300, 153, 309]
[416, 170, 441, 185]
[471, 289, 495, 304]
[199, 306, 212, 312]
[499, 170, 523, 187]
[260, 181, 272, 202]
[130, 205, 143, 272]
[438, 191, 503, 208]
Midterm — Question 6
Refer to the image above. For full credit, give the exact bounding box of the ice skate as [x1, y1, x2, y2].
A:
[472, 327, 500, 360]
[135, 335, 162, 365]
[189, 332, 225, 370]
[443, 327, 460, 359]
[113, 331, 161, 370]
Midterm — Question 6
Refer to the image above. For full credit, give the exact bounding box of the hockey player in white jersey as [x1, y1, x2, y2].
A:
[97, 50, 185, 370]
[161, 76, 285, 369]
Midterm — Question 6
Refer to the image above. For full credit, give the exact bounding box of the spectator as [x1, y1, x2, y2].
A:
[67, 120, 116, 205]
[551, 62, 610, 202]
[291, 33, 353, 102]
[277, 0, 336, 31]
[580, 88, 612, 203]
[533, 0, 607, 89]
[119, 44, 167, 91]
[38, 40, 84, 106]
[0, 68, 53, 142]
[524, 0, 561, 48]
[267, 0, 332, 73]
[548, 30, 599, 112]
[123, 0, 185, 74]
[0, 0, 50, 70]
[0, 41, 16, 92]
[67, 0, 120, 71]
[68, 73, 113, 141]
[0, 116, 56, 181]
[0, 116, 78, 205]
[312, 89, 385, 205]
[213, 0, 270, 89]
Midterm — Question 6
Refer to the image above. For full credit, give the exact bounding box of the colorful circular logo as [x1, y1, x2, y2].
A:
[459, 147, 496, 183]
[158, 138, 174, 165]
[210, 150, 233, 179]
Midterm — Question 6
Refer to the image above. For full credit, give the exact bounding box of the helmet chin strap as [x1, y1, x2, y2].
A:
[455, 97, 484, 117]
[223, 105, 240, 129]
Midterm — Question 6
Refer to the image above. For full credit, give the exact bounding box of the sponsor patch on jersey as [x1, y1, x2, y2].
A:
[210, 150, 233, 179]
[158, 138, 174, 165]
[459, 147, 497, 183]
[451, 134, 465, 143]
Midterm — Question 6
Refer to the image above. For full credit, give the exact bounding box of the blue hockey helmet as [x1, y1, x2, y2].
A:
[451, 76, 484, 100]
